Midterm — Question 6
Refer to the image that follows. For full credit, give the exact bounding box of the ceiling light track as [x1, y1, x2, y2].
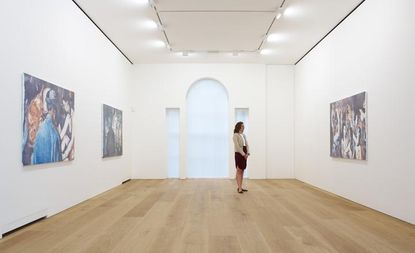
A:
[257, 16, 277, 51]
[256, 0, 288, 52]
[150, 1, 172, 51]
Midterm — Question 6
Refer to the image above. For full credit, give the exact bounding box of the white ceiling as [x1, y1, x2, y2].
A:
[160, 12, 275, 51]
[74, 0, 363, 64]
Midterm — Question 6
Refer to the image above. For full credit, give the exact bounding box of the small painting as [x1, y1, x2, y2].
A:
[103, 104, 123, 157]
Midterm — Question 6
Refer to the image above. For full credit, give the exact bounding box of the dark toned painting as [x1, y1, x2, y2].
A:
[103, 104, 122, 158]
[22, 73, 75, 165]
[330, 92, 367, 160]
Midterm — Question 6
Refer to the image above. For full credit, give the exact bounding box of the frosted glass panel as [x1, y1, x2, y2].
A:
[187, 79, 229, 178]
[166, 108, 180, 178]
[235, 108, 249, 134]
[235, 108, 249, 177]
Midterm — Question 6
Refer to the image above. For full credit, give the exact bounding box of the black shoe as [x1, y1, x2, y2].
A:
[237, 188, 243, 194]
[241, 188, 248, 192]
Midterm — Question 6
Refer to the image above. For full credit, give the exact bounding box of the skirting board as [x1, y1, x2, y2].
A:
[1, 209, 48, 239]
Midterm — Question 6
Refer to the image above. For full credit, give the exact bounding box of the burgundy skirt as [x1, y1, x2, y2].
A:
[235, 146, 248, 170]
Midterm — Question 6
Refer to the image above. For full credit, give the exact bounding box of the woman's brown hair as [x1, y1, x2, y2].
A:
[234, 121, 244, 133]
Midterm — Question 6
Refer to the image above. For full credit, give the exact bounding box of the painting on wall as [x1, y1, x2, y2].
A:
[330, 92, 367, 160]
[103, 104, 123, 157]
[22, 73, 75, 165]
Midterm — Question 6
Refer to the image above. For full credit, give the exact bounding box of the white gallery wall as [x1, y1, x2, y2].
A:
[130, 64, 294, 179]
[266, 66, 294, 178]
[0, 0, 133, 235]
[294, 0, 415, 224]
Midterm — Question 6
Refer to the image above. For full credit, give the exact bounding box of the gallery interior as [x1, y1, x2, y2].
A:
[1, 0, 414, 252]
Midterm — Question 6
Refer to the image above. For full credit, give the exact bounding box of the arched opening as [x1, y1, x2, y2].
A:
[186, 78, 229, 178]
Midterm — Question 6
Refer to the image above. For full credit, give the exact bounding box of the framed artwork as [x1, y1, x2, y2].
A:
[330, 92, 367, 160]
[103, 104, 123, 157]
[22, 73, 75, 165]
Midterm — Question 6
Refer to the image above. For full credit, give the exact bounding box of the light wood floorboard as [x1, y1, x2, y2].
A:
[1, 179, 414, 253]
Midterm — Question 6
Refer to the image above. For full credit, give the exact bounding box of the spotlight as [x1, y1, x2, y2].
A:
[157, 23, 165, 31]
[148, 0, 155, 7]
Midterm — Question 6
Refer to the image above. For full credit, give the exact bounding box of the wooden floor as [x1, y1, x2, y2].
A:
[1, 179, 415, 253]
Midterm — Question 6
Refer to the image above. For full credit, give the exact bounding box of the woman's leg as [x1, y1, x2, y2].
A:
[236, 168, 242, 191]
[241, 169, 244, 187]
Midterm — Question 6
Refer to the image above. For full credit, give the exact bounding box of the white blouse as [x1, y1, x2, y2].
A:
[239, 133, 246, 146]
[233, 133, 249, 156]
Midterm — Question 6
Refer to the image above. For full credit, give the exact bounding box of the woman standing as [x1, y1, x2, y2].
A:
[233, 122, 250, 193]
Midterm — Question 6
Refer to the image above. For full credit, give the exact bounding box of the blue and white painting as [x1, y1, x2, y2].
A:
[103, 104, 122, 158]
[22, 73, 75, 165]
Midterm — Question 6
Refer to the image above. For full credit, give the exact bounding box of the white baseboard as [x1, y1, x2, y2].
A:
[1, 209, 48, 238]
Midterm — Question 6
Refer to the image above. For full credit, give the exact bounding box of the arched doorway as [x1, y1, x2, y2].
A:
[186, 78, 229, 178]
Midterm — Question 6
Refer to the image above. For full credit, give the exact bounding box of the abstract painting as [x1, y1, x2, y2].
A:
[22, 73, 75, 165]
[103, 104, 122, 157]
[330, 92, 367, 160]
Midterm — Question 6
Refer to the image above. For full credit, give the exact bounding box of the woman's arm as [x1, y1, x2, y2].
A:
[244, 134, 250, 155]
[233, 134, 246, 156]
